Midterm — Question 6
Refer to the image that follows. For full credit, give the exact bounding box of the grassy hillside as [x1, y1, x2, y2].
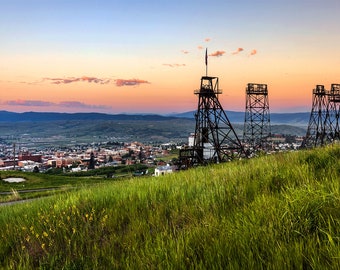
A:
[0, 145, 339, 269]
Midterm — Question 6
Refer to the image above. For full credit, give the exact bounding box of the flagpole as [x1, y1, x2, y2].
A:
[205, 48, 208, 76]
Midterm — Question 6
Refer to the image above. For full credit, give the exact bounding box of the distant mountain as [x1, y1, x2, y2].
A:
[270, 112, 310, 125]
[0, 111, 180, 122]
[0, 110, 310, 126]
[170, 111, 195, 118]
[0, 111, 309, 144]
[170, 110, 310, 126]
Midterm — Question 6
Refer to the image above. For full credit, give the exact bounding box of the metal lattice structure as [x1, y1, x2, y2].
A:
[328, 84, 340, 141]
[302, 84, 339, 148]
[178, 76, 245, 168]
[243, 83, 271, 149]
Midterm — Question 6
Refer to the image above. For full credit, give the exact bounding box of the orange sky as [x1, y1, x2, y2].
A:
[1, 0, 340, 114]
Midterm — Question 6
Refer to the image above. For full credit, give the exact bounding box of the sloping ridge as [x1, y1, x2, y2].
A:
[0, 110, 310, 125]
[0, 111, 179, 122]
[171, 110, 310, 125]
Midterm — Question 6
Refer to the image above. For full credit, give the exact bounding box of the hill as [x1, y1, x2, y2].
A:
[0, 110, 310, 125]
[172, 110, 310, 125]
[0, 111, 308, 146]
[0, 110, 178, 122]
[0, 145, 339, 268]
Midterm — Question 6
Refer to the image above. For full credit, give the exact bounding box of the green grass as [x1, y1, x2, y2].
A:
[0, 164, 151, 203]
[0, 144, 339, 269]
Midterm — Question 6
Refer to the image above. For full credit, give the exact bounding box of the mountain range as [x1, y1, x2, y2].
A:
[0, 110, 310, 126]
[0, 110, 310, 145]
[173, 111, 310, 126]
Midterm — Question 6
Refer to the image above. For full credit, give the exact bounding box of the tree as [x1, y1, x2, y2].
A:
[88, 152, 95, 170]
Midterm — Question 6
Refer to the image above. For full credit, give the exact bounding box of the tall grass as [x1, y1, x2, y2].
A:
[0, 144, 339, 269]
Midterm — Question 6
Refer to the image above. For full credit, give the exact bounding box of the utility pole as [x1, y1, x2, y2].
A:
[13, 143, 16, 170]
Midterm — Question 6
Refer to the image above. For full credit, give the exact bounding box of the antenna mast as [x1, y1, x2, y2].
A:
[205, 48, 208, 76]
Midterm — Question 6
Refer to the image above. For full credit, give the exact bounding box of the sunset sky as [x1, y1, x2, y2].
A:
[1, 0, 340, 114]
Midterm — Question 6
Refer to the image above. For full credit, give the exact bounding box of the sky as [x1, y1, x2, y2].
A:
[1, 0, 340, 114]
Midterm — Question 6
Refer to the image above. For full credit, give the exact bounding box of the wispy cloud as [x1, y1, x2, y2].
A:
[232, 48, 244, 55]
[43, 76, 111, 85]
[59, 101, 111, 109]
[162, 63, 186, 68]
[19, 75, 151, 87]
[198, 38, 210, 50]
[5, 100, 54, 107]
[209, 50, 226, 57]
[250, 49, 257, 56]
[115, 79, 150, 87]
[35, 77, 150, 87]
[181, 50, 189, 54]
[4, 99, 112, 110]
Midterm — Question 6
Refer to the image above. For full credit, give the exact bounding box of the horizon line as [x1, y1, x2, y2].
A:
[0, 109, 311, 115]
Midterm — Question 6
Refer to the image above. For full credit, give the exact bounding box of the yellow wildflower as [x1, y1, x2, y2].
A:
[25, 235, 30, 242]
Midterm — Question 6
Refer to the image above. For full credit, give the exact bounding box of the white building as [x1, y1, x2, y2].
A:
[188, 133, 195, 147]
[154, 165, 173, 177]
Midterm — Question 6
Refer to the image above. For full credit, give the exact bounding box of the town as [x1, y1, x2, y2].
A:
[0, 133, 304, 175]
[0, 138, 179, 175]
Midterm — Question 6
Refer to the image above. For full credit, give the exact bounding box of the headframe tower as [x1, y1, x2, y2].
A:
[302, 84, 338, 148]
[192, 76, 245, 163]
[178, 49, 245, 168]
[327, 84, 340, 142]
[243, 83, 271, 150]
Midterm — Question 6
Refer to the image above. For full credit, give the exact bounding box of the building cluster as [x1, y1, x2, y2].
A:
[264, 134, 304, 151]
[0, 141, 176, 173]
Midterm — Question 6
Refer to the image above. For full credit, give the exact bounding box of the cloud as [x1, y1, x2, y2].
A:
[115, 78, 150, 87]
[80, 76, 111, 84]
[232, 48, 244, 55]
[43, 76, 111, 85]
[42, 76, 150, 87]
[4, 99, 111, 110]
[20, 79, 45, 85]
[59, 101, 111, 109]
[181, 50, 189, 54]
[197, 38, 211, 49]
[15, 76, 150, 88]
[250, 49, 257, 56]
[209, 50, 226, 57]
[162, 63, 186, 68]
[5, 100, 54, 107]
